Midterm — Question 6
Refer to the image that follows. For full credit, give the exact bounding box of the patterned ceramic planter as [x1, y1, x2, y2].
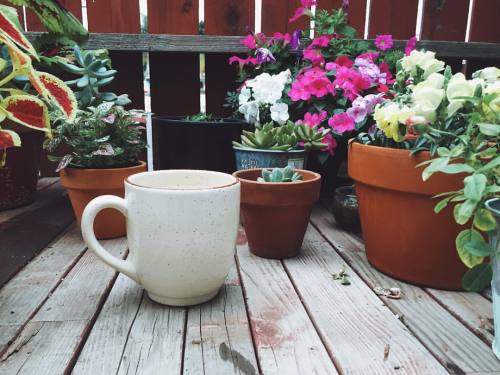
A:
[234, 147, 308, 171]
[486, 198, 500, 359]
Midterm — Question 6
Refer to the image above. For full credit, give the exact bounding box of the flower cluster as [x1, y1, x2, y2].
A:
[238, 70, 291, 125]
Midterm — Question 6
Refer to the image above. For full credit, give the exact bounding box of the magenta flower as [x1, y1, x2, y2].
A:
[273, 32, 291, 45]
[321, 131, 337, 155]
[289, 67, 335, 101]
[357, 51, 380, 61]
[289, 0, 317, 23]
[328, 112, 355, 133]
[333, 66, 372, 101]
[240, 34, 256, 49]
[374, 35, 393, 51]
[290, 30, 302, 49]
[303, 48, 324, 66]
[229, 56, 258, 68]
[405, 36, 417, 56]
[309, 35, 331, 49]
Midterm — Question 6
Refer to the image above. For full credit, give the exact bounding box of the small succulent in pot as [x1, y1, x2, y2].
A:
[257, 166, 303, 182]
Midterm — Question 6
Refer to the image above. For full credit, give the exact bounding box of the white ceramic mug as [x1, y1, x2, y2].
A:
[81, 170, 240, 306]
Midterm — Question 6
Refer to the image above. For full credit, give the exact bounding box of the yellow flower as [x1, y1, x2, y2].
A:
[374, 103, 414, 142]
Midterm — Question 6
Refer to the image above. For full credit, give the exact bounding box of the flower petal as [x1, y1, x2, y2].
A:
[2, 95, 50, 133]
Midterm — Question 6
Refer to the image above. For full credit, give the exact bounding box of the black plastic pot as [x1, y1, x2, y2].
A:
[153, 116, 248, 173]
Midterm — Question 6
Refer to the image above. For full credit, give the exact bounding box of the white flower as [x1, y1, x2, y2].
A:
[401, 50, 445, 79]
[239, 101, 260, 124]
[473, 67, 500, 83]
[238, 87, 252, 106]
[484, 81, 500, 113]
[246, 70, 290, 105]
[446, 73, 477, 116]
[270, 102, 289, 124]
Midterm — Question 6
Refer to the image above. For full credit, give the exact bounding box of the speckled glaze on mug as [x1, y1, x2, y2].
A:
[81, 170, 240, 306]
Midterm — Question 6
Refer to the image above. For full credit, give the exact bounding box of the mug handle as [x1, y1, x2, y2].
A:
[81, 195, 139, 283]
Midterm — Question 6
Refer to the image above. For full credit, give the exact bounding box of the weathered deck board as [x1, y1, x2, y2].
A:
[311, 205, 500, 373]
[183, 283, 258, 374]
[0, 238, 126, 374]
[283, 225, 448, 374]
[236, 238, 338, 375]
[0, 225, 85, 355]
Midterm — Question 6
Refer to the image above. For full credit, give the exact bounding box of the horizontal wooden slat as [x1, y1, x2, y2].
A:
[25, 32, 500, 59]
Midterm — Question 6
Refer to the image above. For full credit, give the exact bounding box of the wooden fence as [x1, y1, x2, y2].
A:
[2, 0, 500, 172]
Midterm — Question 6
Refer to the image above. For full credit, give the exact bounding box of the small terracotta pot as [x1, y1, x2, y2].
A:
[348, 142, 467, 290]
[60, 161, 147, 239]
[233, 168, 321, 259]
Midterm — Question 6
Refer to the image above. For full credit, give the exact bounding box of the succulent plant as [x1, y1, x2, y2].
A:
[57, 45, 131, 108]
[257, 166, 303, 183]
[233, 121, 329, 151]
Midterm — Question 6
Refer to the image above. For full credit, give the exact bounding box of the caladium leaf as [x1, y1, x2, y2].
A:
[0, 5, 37, 58]
[1, 95, 50, 133]
[29, 71, 77, 121]
[0, 129, 21, 149]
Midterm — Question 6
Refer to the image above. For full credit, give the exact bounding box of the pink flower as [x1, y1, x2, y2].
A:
[378, 62, 394, 84]
[289, 67, 335, 101]
[229, 56, 258, 67]
[374, 35, 393, 51]
[309, 35, 331, 49]
[333, 66, 371, 101]
[289, 0, 317, 23]
[357, 51, 380, 61]
[325, 55, 354, 71]
[298, 111, 328, 128]
[273, 32, 291, 44]
[240, 34, 256, 49]
[328, 112, 355, 133]
[405, 36, 417, 56]
[321, 131, 337, 155]
[303, 48, 324, 65]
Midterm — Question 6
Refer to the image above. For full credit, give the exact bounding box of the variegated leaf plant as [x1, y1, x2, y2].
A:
[0, 5, 76, 154]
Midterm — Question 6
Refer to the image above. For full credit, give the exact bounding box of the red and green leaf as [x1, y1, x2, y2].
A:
[0, 35, 31, 70]
[29, 71, 77, 121]
[1, 95, 50, 133]
[0, 129, 21, 149]
[0, 5, 37, 58]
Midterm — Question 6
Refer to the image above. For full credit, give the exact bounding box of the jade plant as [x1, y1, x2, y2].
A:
[257, 166, 303, 183]
[57, 45, 130, 108]
[0, 5, 76, 153]
[233, 121, 329, 151]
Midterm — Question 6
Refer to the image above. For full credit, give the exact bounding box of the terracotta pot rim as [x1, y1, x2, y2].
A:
[63, 160, 147, 173]
[233, 168, 321, 187]
[349, 141, 431, 158]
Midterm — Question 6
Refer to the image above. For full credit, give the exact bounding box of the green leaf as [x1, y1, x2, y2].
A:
[474, 208, 498, 231]
[439, 164, 474, 175]
[454, 200, 477, 225]
[456, 229, 486, 267]
[478, 123, 500, 136]
[436, 147, 450, 157]
[463, 174, 487, 201]
[479, 156, 500, 173]
[421, 157, 450, 181]
[434, 197, 451, 214]
[462, 263, 492, 292]
[464, 241, 493, 257]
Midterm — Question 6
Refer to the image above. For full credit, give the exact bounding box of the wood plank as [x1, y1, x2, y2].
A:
[183, 261, 258, 375]
[310, 206, 500, 373]
[236, 236, 338, 374]
[421, 0, 469, 41]
[0, 188, 74, 287]
[22, 32, 500, 59]
[148, 0, 199, 34]
[0, 238, 127, 373]
[368, 0, 419, 39]
[0, 226, 85, 356]
[86, 0, 140, 33]
[283, 225, 448, 374]
[205, 0, 255, 36]
[36, 177, 59, 191]
[426, 289, 494, 344]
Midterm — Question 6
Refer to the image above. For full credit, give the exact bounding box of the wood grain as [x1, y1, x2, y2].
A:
[205, 0, 255, 36]
[310, 205, 500, 373]
[421, 0, 470, 41]
[148, 0, 199, 35]
[86, 0, 140, 33]
[0, 238, 127, 373]
[0, 226, 85, 355]
[236, 239, 338, 374]
[283, 225, 448, 374]
[368, 0, 419, 39]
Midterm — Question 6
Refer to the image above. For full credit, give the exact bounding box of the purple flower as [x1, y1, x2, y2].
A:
[255, 48, 276, 64]
[342, 0, 349, 11]
[405, 36, 417, 56]
[374, 35, 393, 51]
[291, 29, 302, 49]
[347, 104, 367, 123]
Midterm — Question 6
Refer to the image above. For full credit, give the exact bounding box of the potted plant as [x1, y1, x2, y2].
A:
[227, 2, 407, 196]
[350, 49, 499, 290]
[233, 166, 321, 259]
[233, 120, 329, 169]
[49, 102, 147, 239]
[0, 5, 76, 210]
[487, 198, 500, 359]
[153, 112, 247, 173]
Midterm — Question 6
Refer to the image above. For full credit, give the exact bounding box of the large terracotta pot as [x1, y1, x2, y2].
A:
[233, 168, 321, 259]
[60, 161, 147, 239]
[0, 130, 44, 211]
[348, 142, 467, 290]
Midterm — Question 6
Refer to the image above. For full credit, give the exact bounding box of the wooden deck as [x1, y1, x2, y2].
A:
[1, 179, 499, 374]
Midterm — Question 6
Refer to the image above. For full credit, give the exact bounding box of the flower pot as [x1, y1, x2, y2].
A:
[234, 147, 308, 171]
[153, 116, 247, 173]
[60, 161, 147, 239]
[0, 130, 44, 211]
[348, 142, 467, 290]
[233, 168, 321, 259]
[331, 185, 361, 232]
[486, 199, 500, 359]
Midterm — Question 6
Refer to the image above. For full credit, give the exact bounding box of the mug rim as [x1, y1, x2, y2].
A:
[125, 169, 239, 190]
